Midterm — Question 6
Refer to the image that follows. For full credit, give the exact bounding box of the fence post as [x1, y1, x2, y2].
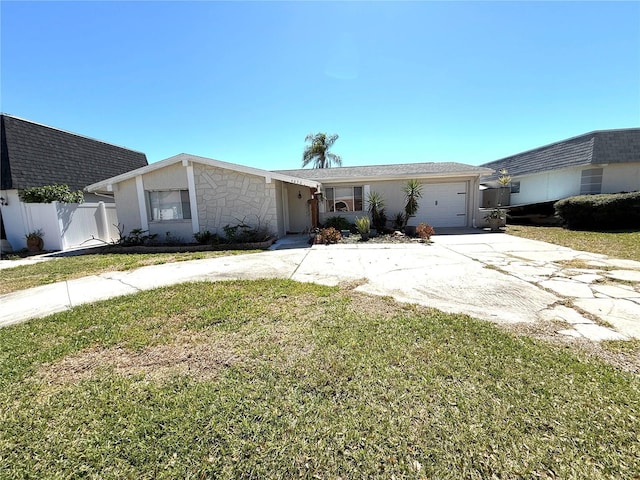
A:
[97, 202, 109, 241]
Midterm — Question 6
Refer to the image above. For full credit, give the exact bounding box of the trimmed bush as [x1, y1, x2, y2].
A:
[554, 191, 640, 230]
[19, 184, 84, 203]
[323, 215, 351, 231]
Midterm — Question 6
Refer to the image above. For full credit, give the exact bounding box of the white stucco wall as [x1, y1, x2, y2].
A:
[112, 177, 142, 237]
[602, 164, 640, 193]
[274, 181, 285, 238]
[508, 163, 640, 206]
[194, 164, 278, 236]
[509, 168, 581, 205]
[143, 163, 188, 190]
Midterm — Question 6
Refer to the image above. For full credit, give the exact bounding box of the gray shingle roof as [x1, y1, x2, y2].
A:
[1, 114, 148, 191]
[480, 128, 640, 181]
[275, 162, 492, 182]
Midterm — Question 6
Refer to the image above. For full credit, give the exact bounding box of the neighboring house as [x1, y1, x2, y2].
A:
[1, 114, 148, 250]
[480, 128, 640, 208]
[86, 155, 492, 240]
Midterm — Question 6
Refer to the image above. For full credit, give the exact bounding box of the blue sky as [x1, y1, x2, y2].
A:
[1, 1, 639, 170]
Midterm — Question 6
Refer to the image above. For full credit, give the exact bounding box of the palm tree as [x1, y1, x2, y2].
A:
[302, 133, 342, 168]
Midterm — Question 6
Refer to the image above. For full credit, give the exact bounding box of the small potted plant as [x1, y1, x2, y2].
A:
[484, 208, 507, 231]
[355, 216, 371, 241]
[25, 229, 44, 252]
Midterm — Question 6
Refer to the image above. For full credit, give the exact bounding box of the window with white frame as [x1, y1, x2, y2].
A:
[147, 190, 191, 221]
[324, 186, 363, 212]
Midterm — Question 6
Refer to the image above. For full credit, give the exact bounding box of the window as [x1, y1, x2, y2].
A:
[147, 190, 191, 221]
[580, 168, 603, 195]
[510, 181, 520, 194]
[324, 186, 363, 212]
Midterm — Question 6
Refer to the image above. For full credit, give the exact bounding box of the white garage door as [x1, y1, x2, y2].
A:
[413, 182, 467, 227]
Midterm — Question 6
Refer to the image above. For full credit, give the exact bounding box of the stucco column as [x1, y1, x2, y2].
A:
[185, 163, 200, 233]
[135, 175, 149, 231]
[97, 201, 109, 241]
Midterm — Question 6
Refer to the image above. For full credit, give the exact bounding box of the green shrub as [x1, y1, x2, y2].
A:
[19, 184, 84, 204]
[194, 230, 215, 244]
[392, 212, 405, 230]
[402, 179, 423, 227]
[223, 221, 272, 243]
[323, 215, 351, 231]
[554, 191, 640, 230]
[367, 192, 387, 231]
[118, 228, 157, 246]
[354, 216, 370, 234]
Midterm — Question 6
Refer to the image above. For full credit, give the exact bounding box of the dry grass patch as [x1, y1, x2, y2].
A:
[36, 335, 241, 386]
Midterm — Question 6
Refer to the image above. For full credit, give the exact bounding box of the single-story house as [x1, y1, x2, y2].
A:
[480, 128, 640, 208]
[86, 154, 493, 240]
[0, 114, 148, 251]
[276, 163, 493, 231]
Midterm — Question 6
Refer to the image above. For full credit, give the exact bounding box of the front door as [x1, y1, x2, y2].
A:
[286, 187, 311, 233]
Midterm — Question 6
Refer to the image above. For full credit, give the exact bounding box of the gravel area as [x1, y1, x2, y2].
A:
[337, 231, 431, 245]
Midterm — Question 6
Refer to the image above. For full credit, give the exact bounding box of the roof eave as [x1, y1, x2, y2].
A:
[304, 170, 494, 184]
[86, 153, 322, 192]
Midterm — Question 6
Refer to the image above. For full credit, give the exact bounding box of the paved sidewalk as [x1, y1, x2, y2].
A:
[1, 233, 639, 341]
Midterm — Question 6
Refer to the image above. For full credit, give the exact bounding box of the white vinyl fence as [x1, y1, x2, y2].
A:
[23, 201, 119, 251]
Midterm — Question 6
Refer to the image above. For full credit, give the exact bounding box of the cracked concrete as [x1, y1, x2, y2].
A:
[435, 233, 640, 341]
[1, 232, 639, 342]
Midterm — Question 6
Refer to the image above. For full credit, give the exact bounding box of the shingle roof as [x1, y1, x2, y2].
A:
[480, 128, 640, 181]
[275, 162, 492, 182]
[1, 114, 148, 191]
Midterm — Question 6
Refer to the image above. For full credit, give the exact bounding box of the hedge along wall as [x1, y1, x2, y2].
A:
[554, 191, 640, 230]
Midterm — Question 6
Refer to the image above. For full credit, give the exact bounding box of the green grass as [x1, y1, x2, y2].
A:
[1, 279, 638, 479]
[0, 251, 257, 295]
[506, 225, 640, 262]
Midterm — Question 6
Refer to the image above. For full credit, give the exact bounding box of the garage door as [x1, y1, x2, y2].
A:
[413, 182, 467, 227]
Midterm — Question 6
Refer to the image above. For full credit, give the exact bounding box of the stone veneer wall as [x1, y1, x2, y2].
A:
[194, 164, 278, 235]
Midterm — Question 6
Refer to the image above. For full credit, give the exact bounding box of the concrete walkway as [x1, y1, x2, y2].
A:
[1, 233, 639, 341]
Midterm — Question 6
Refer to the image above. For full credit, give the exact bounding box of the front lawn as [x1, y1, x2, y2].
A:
[1, 280, 638, 479]
[0, 251, 257, 295]
[506, 225, 640, 261]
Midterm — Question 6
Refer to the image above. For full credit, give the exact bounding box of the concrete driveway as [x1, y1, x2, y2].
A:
[1, 233, 639, 341]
